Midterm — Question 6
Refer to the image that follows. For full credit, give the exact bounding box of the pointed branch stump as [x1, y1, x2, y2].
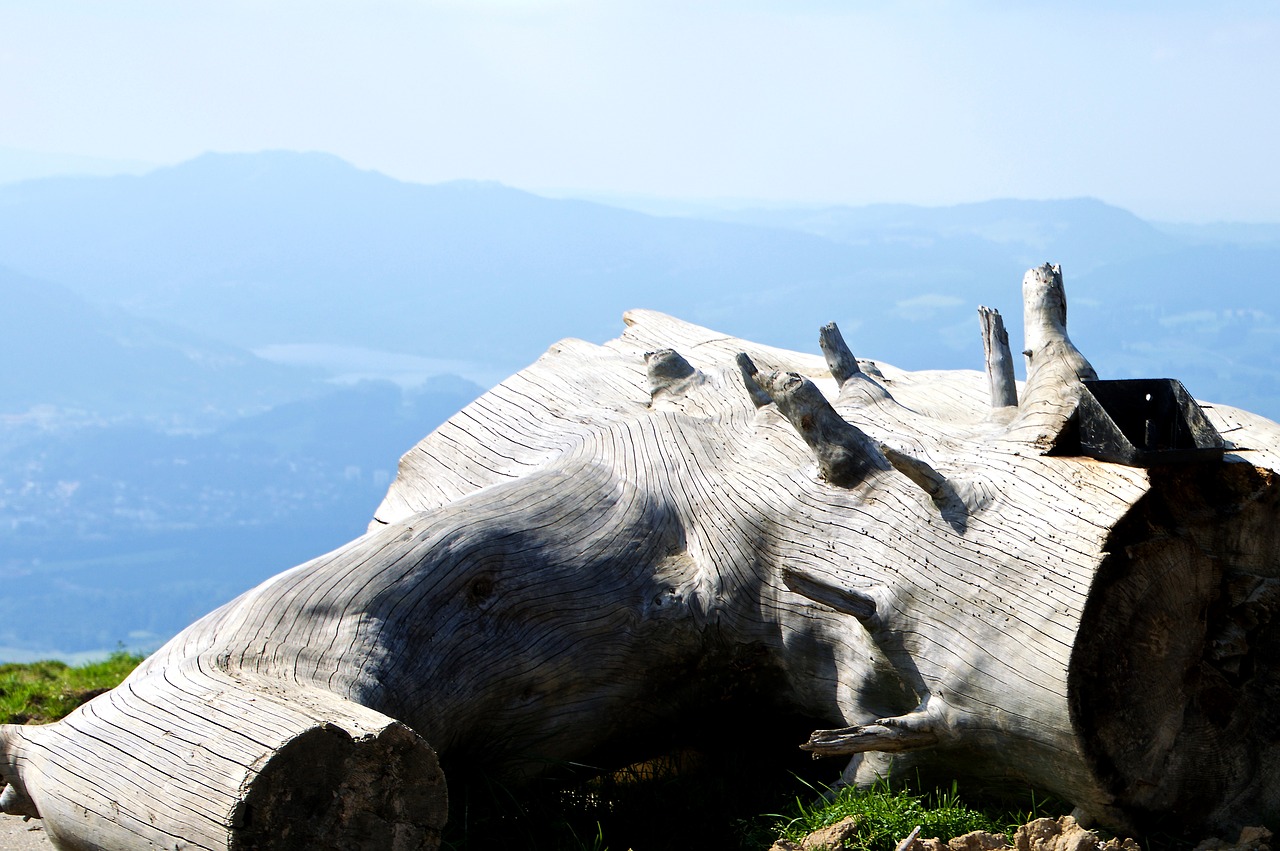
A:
[978, 305, 1018, 409]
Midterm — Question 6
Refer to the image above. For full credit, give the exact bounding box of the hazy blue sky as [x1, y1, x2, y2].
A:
[4, 1, 1278, 221]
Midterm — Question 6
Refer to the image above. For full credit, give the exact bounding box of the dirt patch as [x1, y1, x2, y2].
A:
[770, 815, 1272, 851]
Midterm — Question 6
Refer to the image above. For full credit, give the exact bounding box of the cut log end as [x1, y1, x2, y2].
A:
[1069, 462, 1280, 834]
[232, 720, 447, 851]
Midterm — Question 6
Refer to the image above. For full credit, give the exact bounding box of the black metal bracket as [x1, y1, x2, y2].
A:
[1067, 378, 1226, 466]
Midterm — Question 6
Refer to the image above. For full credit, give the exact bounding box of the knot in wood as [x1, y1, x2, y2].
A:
[467, 576, 496, 607]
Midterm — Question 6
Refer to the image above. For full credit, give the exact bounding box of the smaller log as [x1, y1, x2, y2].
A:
[805, 695, 959, 762]
[978, 305, 1017, 409]
[0, 671, 448, 851]
[819, 322, 862, 385]
[0, 780, 36, 818]
[752, 369, 888, 488]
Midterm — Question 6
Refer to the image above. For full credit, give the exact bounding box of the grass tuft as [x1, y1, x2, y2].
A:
[0, 651, 144, 724]
[771, 777, 1068, 851]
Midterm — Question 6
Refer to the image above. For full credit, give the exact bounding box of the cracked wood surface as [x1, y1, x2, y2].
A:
[5, 265, 1280, 848]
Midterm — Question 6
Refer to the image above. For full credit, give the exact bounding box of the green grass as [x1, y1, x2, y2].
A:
[769, 777, 1068, 851]
[0, 651, 144, 724]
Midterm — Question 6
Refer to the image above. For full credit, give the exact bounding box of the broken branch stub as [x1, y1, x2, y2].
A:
[782, 568, 878, 624]
[645, 347, 699, 399]
[819, 321, 862, 385]
[753, 368, 888, 487]
[978, 305, 1018, 409]
[801, 721, 941, 757]
[736, 352, 774, 409]
[1010, 263, 1098, 449]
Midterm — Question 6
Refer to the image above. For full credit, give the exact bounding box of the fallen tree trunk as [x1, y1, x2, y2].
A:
[5, 263, 1280, 848]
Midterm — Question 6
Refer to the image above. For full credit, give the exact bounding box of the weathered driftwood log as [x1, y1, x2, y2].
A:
[5, 263, 1280, 849]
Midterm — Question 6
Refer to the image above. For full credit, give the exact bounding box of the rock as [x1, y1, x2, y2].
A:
[949, 830, 1011, 851]
[769, 816, 864, 850]
[1013, 816, 1140, 851]
[1193, 825, 1273, 851]
[902, 831, 988, 851]
[802, 816, 863, 850]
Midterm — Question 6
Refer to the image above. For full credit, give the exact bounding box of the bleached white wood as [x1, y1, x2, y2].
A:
[1009, 263, 1097, 448]
[978, 305, 1018, 409]
[4, 264, 1280, 848]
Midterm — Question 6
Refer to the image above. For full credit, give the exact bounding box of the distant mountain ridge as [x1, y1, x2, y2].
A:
[697, 196, 1183, 272]
[3, 151, 1274, 398]
[0, 151, 881, 373]
[0, 146, 156, 185]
